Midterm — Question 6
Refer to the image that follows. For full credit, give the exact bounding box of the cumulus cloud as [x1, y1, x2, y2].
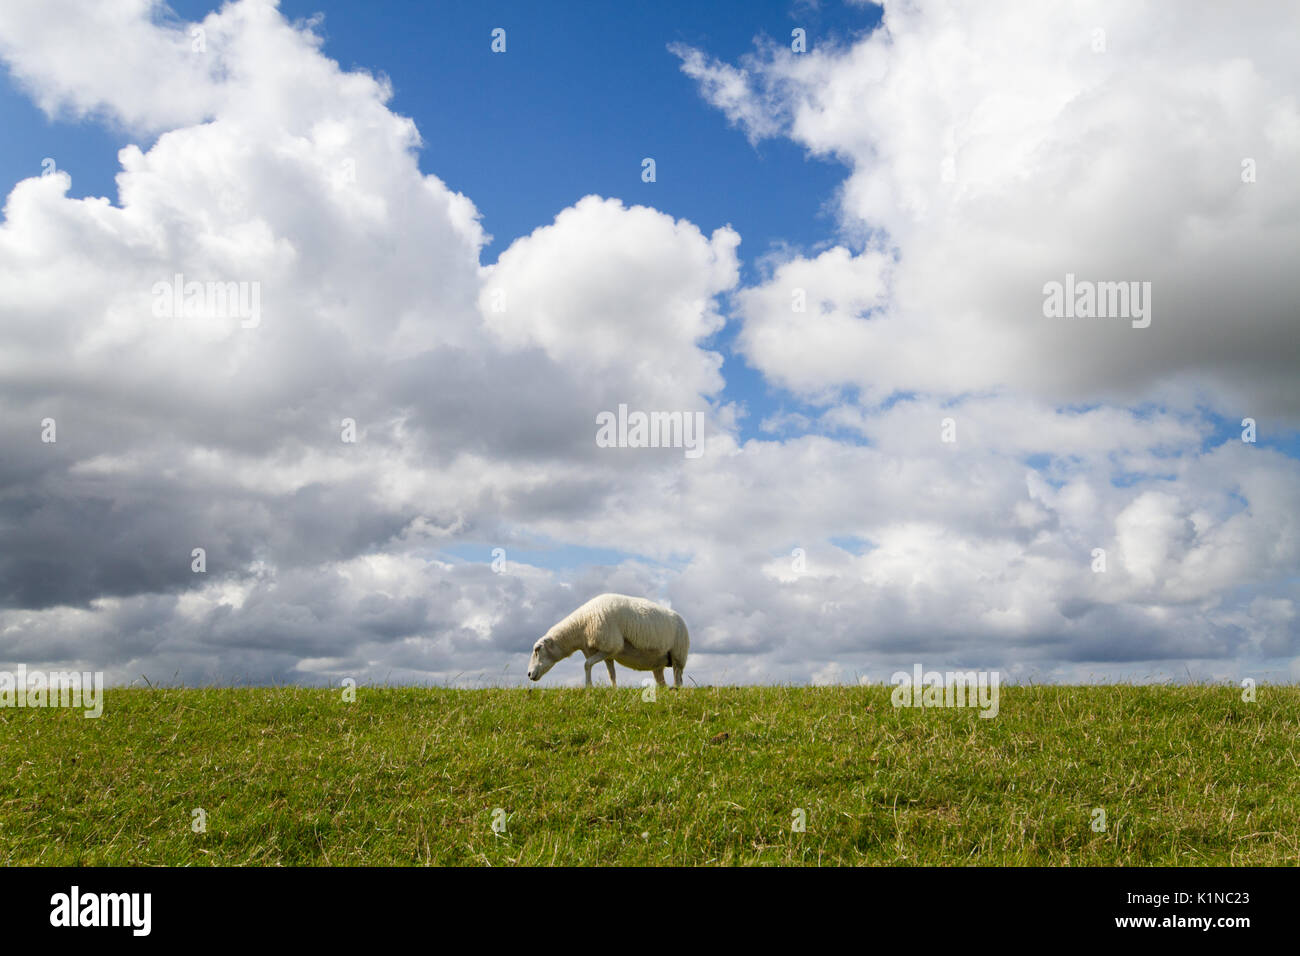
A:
[0, 0, 1296, 688]
[480, 194, 740, 409]
[677, 0, 1300, 416]
[0, 0, 741, 684]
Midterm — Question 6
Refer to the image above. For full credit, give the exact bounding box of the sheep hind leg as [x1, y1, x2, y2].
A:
[605, 659, 617, 688]
[653, 667, 666, 687]
[672, 664, 684, 688]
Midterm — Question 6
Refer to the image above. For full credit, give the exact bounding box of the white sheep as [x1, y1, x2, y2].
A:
[527, 593, 689, 688]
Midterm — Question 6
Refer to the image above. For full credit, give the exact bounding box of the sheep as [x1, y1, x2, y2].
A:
[527, 593, 689, 688]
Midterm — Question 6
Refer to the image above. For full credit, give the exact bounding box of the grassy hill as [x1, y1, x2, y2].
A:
[1, 684, 1296, 865]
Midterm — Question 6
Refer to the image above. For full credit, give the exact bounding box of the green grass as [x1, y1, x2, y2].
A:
[1, 685, 1296, 865]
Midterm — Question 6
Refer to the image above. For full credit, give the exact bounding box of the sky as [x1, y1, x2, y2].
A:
[0, 0, 1297, 688]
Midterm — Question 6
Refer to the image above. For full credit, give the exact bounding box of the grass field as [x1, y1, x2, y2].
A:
[1, 684, 1296, 866]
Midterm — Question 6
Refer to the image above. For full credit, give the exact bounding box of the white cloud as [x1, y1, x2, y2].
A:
[0, 0, 1295, 688]
[678, 0, 1300, 416]
[480, 194, 739, 408]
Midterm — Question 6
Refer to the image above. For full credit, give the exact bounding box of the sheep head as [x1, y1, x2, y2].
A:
[527, 636, 560, 682]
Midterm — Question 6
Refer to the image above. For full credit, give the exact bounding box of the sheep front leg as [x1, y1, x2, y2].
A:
[672, 664, 684, 688]
[605, 659, 617, 687]
[583, 650, 610, 688]
[653, 667, 666, 687]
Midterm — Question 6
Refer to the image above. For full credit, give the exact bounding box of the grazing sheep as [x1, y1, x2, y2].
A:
[527, 593, 689, 688]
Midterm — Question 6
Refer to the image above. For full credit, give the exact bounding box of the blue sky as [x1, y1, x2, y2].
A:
[5, 1, 1295, 457]
[0, 0, 882, 446]
[0, 1, 1296, 686]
